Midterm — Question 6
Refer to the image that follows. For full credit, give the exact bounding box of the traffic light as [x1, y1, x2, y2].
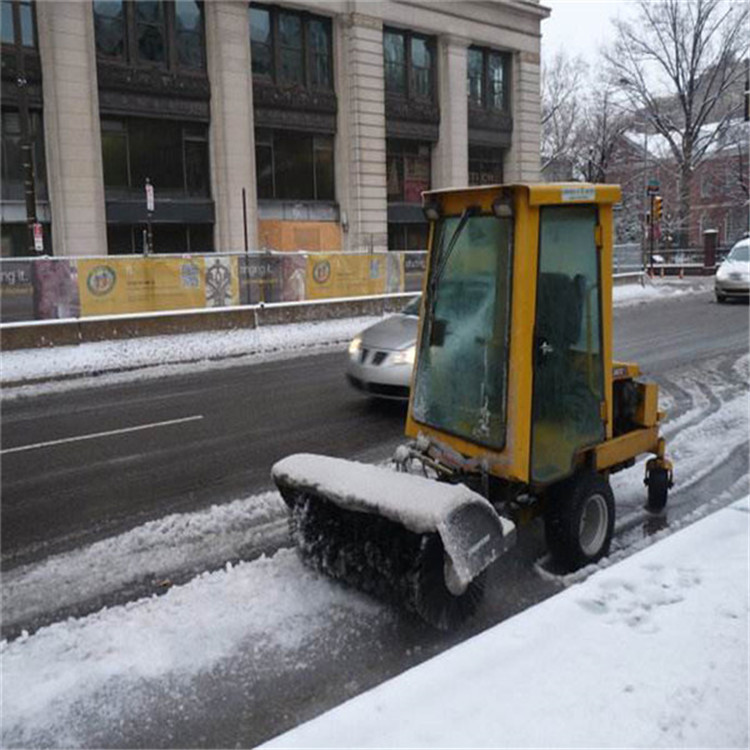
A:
[653, 195, 663, 223]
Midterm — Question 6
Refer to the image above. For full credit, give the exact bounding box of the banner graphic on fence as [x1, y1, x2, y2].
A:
[282, 255, 307, 301]
[404, 252, 427, 292]
[77, 258, 206, 316]
[385, 253, 404, 294]
[239, 255, 283, 304]
[204, 256, 240, 307]
[34, 259, 81, 319]
[306, 254, 387, 300]
[1, 260, 34, 322]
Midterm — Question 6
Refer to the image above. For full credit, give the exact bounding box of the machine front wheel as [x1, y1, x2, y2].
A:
[646, 466, 670, 513]
[544, 472, 615, 572]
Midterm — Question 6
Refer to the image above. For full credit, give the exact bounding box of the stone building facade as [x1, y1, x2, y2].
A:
[1, 0, 548, 257]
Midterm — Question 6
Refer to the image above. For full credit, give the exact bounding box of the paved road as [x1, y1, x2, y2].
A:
[1, 290, 747, 569]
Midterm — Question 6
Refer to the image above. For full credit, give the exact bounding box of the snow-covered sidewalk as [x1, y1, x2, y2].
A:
[264, 497, 749, 749]
[0, 278, 709, 394]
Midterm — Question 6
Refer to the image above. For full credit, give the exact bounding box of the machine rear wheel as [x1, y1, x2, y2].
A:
[411, 535, 486, 631]
[544, 472, 615, 572]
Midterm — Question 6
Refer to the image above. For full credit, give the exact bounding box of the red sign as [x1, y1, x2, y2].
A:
[33, 222, 44, 253]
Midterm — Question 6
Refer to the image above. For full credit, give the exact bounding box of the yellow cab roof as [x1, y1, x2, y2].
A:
[422, 182, 622, 207]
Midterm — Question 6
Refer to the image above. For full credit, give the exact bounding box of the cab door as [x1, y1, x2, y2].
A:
[531, 205, 606, 484]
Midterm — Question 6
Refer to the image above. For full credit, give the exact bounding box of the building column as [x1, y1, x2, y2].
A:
[205, 0, 257, 253]
[505, 49, 542, 182]
[36, 1, 107, 257]
[336, 13, 388, 253]
[432, 35, 469, 189]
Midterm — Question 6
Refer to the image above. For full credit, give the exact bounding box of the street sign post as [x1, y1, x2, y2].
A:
[145, 178, 154, 254]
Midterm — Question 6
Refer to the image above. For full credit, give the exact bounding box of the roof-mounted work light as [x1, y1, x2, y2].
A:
[492, 197, 513, 219]
[422, 201, 442, 222]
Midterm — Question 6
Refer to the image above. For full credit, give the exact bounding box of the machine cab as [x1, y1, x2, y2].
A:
[405, 183, 622, 488]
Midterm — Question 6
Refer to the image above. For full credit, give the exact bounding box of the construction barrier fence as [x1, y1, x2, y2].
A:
[0, 252, 428, 324]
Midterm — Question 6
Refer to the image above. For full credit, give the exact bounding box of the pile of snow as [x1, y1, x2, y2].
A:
[612, 276, 710, 307]
[1, 547, 390, 748]
[2, 491, 288, 631]
[273, 453, 512, 535]
[0, 315, 381, 392]
[263, 497, 749, 749]
[3, 498, 745, 749]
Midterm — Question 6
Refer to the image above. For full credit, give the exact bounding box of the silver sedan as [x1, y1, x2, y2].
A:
[346, 296, 420, 399]
[715, 238, 750, 302]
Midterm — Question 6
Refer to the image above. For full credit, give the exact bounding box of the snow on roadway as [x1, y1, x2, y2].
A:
[4, 353, 747, 647]
[0, 278, 709, 397]
[262, 497, 749, 749]
[0, 314, 382, 395]
[1, 491, 288, 630]
[1, 548, 390, 749]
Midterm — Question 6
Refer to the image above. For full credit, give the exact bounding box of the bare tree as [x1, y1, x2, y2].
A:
[579, 84, 631, 183]
[541, 50, 588, 180]
[605, 0, 749, 244]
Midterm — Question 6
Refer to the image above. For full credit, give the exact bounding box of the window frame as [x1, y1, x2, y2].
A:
[93, 0, 206, 73]
[249, 4, 334, 92]
[254, 127, 335, 202]
[100, 116, 211, 198]
[467, 45, 511, 113]
[1, 0, 38, 50]
[1, 107, 48, 201]
[386, 138, 432, 204]
[469, 145, 504, 186]
[383, 26, 435, 103]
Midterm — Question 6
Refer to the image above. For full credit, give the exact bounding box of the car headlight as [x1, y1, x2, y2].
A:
[391, 345, 416, 366]
[348, 336, 362, 357]
[715, 265, 728, 281]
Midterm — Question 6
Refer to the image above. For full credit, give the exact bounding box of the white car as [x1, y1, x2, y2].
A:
[715, 238, 750, 302]
[346, 296, 420, 399]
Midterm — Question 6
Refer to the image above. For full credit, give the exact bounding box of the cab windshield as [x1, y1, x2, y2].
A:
[412, 213, 513, 449]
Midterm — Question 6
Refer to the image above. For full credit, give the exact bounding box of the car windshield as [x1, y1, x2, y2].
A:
[412, 213, 513, 450]
[401, 296, 421, 316]
[728, 242, 750, 262]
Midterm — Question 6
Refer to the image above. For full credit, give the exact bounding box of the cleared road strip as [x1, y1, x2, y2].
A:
[0, 415, 204, 455]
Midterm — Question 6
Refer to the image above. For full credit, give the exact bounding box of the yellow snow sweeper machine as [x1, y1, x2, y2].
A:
[273, 183, 673, 630]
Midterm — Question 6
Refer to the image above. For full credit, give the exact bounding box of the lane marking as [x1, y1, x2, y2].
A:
[0, 415, 204, 455]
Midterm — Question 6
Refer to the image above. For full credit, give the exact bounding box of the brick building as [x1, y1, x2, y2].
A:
[607, 122, 748, 249]
[1, 0, 548, 258]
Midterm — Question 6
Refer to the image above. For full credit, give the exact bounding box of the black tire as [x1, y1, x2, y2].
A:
[646, 467, 669, 513]
[716, 293, 727, 303]
[544, 472, 615, 572]
[411, 534, 486, 631]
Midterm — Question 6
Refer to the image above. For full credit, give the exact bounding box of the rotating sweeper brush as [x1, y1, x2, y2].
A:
[272, 184, 674, 629]
[273, 454, 516, 630]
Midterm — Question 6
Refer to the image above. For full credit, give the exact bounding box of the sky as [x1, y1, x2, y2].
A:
[541, 0, 627, 65]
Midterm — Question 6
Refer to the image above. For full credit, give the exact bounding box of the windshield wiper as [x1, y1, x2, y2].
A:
[424, 207, 476, 346]
[430, 207, 476, 295]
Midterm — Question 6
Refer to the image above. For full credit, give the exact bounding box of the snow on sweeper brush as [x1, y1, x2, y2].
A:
[272, 183, 674, 630]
